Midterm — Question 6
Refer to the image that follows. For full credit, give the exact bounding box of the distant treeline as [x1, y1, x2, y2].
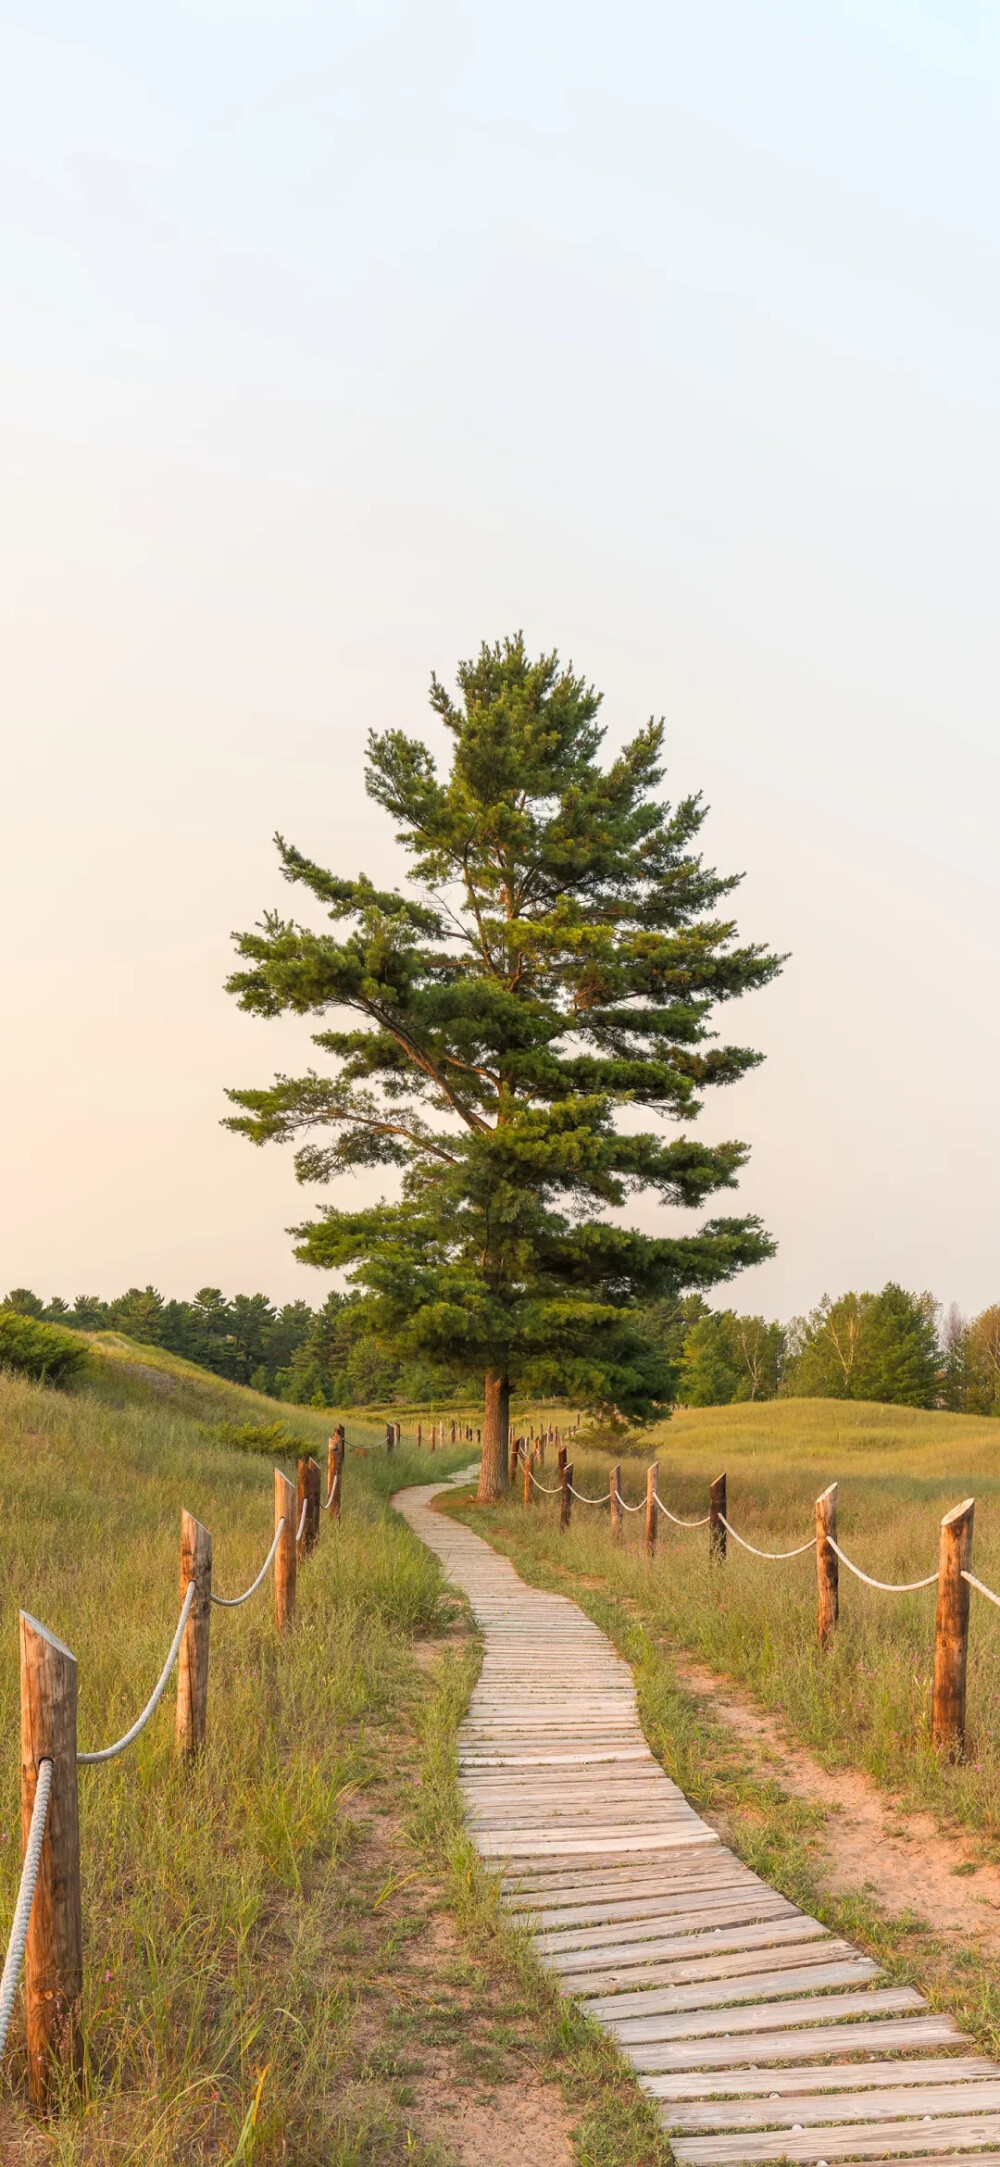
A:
[0, 1286, 442, 1408]
[6, 1280, 1000, 1416]
[647, 1286, 1000, 1413]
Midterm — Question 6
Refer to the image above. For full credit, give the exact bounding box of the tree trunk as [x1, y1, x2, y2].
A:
[478, 1368, 510, 1500]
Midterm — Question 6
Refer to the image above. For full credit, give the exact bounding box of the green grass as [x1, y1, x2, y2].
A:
[0, 1343, 673, 2162]
[448, 1397, 1000, 1840]
[0, 1341, 474, 2159]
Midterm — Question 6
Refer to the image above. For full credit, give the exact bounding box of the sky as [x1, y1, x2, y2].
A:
[2, 0, 999, 1321]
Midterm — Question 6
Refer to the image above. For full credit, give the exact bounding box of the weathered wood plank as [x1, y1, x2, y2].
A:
[629, 2017, 966, 2073]
[582, 1958, 882, 2018]
[538, 1896, 801, 1954]
[560, 1932, 847, 1994]
[643, 2062, 996, 2104]
[608, 1986, 924, 2045]
[671, 2116, 1000, 2164]
[665, 2080, 1000, 2132]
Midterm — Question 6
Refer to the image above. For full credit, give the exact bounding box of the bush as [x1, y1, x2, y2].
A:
[203, 1418, 297, 1455]
[0, 1310, 88, 1385]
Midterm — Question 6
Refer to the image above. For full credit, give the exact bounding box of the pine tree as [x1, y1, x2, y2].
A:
[225, 636, 783, 1496]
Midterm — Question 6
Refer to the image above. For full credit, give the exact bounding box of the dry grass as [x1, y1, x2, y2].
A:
[0, 1342, 473, 2161]
[452, 1397, 1000, 1842]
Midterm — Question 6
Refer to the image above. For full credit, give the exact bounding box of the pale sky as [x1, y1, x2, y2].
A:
[3, 1, 999, 1321]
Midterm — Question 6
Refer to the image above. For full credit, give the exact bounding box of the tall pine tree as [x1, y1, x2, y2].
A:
[225, 637, 783, 1496]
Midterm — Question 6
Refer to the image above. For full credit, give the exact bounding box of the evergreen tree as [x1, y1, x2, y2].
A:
[226, 638, 783, 1494]
[678, 1313, 742, 1405]
[69, 1295, 109, 1331]
[3, 1289, 45, 1317]
[108, 1286, 166, 1344]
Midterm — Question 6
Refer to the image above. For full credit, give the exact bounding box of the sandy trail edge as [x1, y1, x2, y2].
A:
[673, 1649, 1000, 1945]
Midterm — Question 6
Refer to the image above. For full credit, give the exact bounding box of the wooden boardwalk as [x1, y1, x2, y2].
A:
[397, 1473, 1000, 2164]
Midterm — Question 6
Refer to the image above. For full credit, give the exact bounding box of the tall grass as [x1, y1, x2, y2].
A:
[0, 1343, 472, 2161]
[457, 1398, 1000, 1842]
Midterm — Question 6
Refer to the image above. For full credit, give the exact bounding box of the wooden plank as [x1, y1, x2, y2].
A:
[473, 1804, 706, 1831]
[479, 1828, 720, 1856]
[609, 1987, 925, 2045]
[630, 2019, 966, 2074]
[504, 1857, 745, 1904]
[671, 2116, 1000, 2164]
[580, 1959, 882, 2018]
[542, 1914, 826, 1960]
[560, 1933, 847, 1994]
[465, 1774, 678, 1799]
[464, 1742, 650, 1759]
[643, 2062, 997, 2104]
[537, 1894, 800, 1952]
[666, 2080, 1000, 2133]
[561, 1921, 830, 1979]
[509, 1879, 763, 1927]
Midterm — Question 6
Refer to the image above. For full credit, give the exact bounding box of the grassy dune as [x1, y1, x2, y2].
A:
[0, 1343, 672, 2166]
[454, 1397, 1000, 1842]
[0, 1338, 469, 2161]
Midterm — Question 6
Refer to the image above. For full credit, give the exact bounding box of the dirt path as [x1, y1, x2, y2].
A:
[673, 1649, 1000, 1947]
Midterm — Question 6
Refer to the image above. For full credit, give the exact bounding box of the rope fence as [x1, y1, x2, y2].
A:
[513, 1436, 1000, 1773]
[826, 1536, 938, 1594]
[78, 1581, 197, 1765]
[4, 1423, 350, 2113]
[0, 1758, 51, 2067]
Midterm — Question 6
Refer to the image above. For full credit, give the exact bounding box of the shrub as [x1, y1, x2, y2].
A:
[203, 1418, 297, 1455]
[0, 1310, 88, 1385]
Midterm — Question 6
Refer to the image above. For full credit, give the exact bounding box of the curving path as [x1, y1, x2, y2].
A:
[396, 1473, 1000, 2164]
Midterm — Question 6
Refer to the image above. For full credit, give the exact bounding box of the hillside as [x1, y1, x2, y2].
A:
[0, 1343, 666, 2165]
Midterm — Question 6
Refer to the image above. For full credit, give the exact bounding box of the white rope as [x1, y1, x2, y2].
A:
[212, 1519, 284, 1607]
[296, 1497, 308, 1542]
[962, 1570, 1000, 1609]
[719, 1514, 816, 1561]
[528, 1469, 564, 1496]
[617, 1493, 645, 1513]
[79, 1581, 196, 1764]
[324, 1484, 337, 1512]
[826, 1536, 936, 1592]
[567, 1483, 612, 1505]
[0, 1758, 52, 2061]
[654, 1492, 710, 1527]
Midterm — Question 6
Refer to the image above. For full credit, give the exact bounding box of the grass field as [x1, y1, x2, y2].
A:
[0, 1339, 670, 2165]
[451, 1397, 1000, 1843]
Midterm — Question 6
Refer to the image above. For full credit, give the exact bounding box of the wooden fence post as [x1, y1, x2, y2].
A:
[932, 1497, 975, 1757]
[304, 1458, 321, 1553]
[429, 1421, 436, 1452]
[523, 1448, 533, 1506]
[417, 1423, 422, 1447]
[275, 1469, 296, 1632]
[508, 1435, 520, 1487]
[327, 1428, 345, 1520]
[610, 1464, 622, 1541]
[645, 1463, 659, 1559]
[815, 1483, 839, 1649]
[560, 1461, 573, 1532]
[710, 1473, 727, 1562]
[20, 1613, 83, 2109]
[296, 1457, 315, 1561]
[175, 1511, 212, 1758]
